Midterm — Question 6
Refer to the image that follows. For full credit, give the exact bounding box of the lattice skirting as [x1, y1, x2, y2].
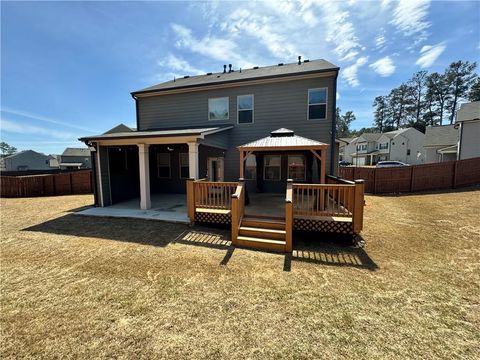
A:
[195, 212, 231, 225]
[294, 218, 354, 234]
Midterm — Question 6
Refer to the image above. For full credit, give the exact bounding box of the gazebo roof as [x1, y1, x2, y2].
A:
[238, 128, 328, 151]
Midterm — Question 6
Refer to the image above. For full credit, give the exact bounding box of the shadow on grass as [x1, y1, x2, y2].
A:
[23, 213, 377, 271]
[369, 184, 479, 198]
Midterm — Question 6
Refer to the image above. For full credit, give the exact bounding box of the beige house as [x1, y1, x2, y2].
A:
[424, 125, 459, 163]
[455, 101, 480, 160]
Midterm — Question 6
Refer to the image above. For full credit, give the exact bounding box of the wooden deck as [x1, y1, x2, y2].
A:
[186, 176, 365, 253]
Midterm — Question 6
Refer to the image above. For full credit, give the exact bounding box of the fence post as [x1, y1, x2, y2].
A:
[410, 166, 415, 192]
[186, 178, 195, 224]
[69, 172, 73, 194]
[352, 179, 365, 234]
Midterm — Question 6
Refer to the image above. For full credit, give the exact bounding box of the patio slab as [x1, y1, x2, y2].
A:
[76, 193, 189, 224]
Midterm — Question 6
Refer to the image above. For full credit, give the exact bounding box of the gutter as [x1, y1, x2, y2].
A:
[131, 94, 140, 131]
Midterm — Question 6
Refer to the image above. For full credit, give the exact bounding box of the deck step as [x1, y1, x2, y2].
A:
[196, 208, 231, 215]
[241, 216, 285, 230]
[239, 226, 286, 240]
[236, 236, 286, 252]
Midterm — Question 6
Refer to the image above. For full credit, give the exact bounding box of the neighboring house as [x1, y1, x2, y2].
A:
[344, 128, 426, 166]
[80, 59, 340, 208]
[455, 101, 480, 160]
[338, 137, 354, 162]
[0, 150, 54, 171]
[49, 155, 60, 168]
[59, 148, 92, 169]
[424, 125, 459, 163]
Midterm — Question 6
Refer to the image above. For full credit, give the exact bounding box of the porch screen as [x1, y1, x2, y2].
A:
[245, 154, 256, 180]
[264, 155, 281, 181]
[157, 153, 171, 178]
[179, 153, 189, 179]
[288, 155, 305, 181]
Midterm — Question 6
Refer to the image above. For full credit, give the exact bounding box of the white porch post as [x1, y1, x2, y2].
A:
[138, 143, 151, 210]
[188, 142, 199, 179]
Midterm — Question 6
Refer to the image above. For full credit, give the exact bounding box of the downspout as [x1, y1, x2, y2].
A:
[132, 94, 140, 131]
[456, 122, 463, 160]
[330, 70, 339, 175]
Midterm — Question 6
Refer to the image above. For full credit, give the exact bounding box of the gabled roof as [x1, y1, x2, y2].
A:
[79, 125, 233, 142]
[62, 148, 91, 156]
[383, 128, 410, 138]
[425, 125, 458, 147]
[357, 133, 382, 142]
[456, 101, 480, 123]
[2, 150, 47, 159]
[103, 124, 135, 134]
[239, 128, 327, 150]
[132, 59, 339, 95]
[339, 137, 355, 144]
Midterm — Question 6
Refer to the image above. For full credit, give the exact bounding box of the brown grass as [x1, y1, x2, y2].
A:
[1, 190, 479, 359]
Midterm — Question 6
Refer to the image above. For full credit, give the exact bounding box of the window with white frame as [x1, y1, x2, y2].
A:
[379, 142, 389, 150]
[179, 153, 189, 179]
[264, 155, 281, 181]
[308, 88, 327, 120]
[245, 154, 256, 180]
[208, 97, 229, 121]
[157, 153, 171, 178]
[288, 155, 305, 181]
[237, 95, 254, 124]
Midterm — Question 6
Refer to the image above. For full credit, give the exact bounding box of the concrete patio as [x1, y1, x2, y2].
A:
[76, 193, 189, 223]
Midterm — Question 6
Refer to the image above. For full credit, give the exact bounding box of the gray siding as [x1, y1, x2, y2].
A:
[61, 155, 91, 168]
[138, 76, 335, 181]
[2, 150, 52, 171]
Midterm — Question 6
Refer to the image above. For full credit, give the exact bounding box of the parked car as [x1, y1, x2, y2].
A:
[339, 160, 351, 166]
[376, 161, 410, 168]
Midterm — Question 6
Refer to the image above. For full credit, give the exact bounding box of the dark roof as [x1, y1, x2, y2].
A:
[358, 133, 382, 142]
[2, 150, 47, 159]
[425, 125, 458, 147]
[62, 148, 91, 156]
[239, 128, 327, 149]
[103, 124, 135, 134]
[79, 125, 232, 142]
[132, 59, 339, 95]
[339, 137, 355, 144]
[456, 101, 480, 123]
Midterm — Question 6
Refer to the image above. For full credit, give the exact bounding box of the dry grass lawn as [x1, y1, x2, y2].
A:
[1, 189, 479, 359]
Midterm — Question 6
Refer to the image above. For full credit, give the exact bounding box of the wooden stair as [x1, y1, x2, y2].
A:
[236, 216, 287, 252]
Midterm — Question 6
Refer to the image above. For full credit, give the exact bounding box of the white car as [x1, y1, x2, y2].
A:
[376, 161, 410, 168]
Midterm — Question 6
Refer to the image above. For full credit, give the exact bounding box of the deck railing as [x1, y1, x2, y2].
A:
[291, 179, 364, 232]
[231, 179, 245, 245]
[186, 178, 238, 223]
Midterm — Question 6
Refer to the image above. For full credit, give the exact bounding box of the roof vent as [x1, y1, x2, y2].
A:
[253, 66, 259, 69]
[228, 64, 232, 73]
[304, 59, 310, 63]
[223, 64, 227, 73]
[271, 128, 295, 137]
[206, 72, 212, 75]
[183, 75, 190, 78]
[298, 55, 302, 65]
[278, 63, 284, 66]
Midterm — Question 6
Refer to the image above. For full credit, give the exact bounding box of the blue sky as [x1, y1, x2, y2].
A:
[1, 0, 479, 155]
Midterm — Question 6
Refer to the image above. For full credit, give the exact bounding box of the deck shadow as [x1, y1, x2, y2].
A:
[284, 232, 378, 272]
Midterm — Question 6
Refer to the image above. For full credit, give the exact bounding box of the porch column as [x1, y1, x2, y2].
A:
[320, 149, 326, 183]
[188, 142, 199, 179]
[138, 143, 151, 210]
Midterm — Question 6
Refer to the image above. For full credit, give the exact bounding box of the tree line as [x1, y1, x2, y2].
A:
[372, 61, 479, 133]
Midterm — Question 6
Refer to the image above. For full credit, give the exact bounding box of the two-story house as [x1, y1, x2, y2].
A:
[81, 59, 339, 209]
[59, 147, 92, 169]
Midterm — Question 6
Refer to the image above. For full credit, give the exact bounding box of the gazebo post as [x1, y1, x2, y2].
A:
[239, 150, 245, 178]
[321, 148, 326, 183]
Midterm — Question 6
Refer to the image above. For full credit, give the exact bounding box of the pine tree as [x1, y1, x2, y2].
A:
[468, 77, 480, 102]
[445, 61, 477, 123]
[426, 72, 450, 125]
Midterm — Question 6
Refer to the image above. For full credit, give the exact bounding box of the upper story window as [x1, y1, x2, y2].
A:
[379, 142, 389, 150]
[356, 144, 367, 151]
[237, 95, 254, 124]
[308, 88, 327, 120]
[208, 97, 229, 121]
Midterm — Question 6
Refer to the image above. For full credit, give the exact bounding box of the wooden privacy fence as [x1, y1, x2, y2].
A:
[338, 157, 480, 194]
[1, 170, 93, 198]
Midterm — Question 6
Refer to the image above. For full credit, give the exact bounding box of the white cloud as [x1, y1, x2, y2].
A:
[369, 56, 395, 76]
[1, 119, 76, 140]
[416, 42, 446, 68]
[158, 53, 205, 76]
[342, 56, 368, 87]
[390, 0, 431, 39]
[1, 107, 96, 133]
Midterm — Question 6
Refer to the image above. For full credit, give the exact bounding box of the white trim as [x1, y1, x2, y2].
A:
[208, 97, 229, 121]
[188, 142, 199, 179]
[307, 87, 328, 120]
[138, 143, 151, 210]
[95, 145, 104, 207]
[287, 154, 306, 181]
[237, 94, 254, 124]
[263, 154, 282, 181]
[157, 152, 171, 179]
[179, 152, 189, 179]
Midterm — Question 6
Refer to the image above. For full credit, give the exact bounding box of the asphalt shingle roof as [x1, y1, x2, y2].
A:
[425, 125, 458, 147]
[62, 148, 91, 156]
[132, 59, 339, 95]
[456, 101, 480, 123]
